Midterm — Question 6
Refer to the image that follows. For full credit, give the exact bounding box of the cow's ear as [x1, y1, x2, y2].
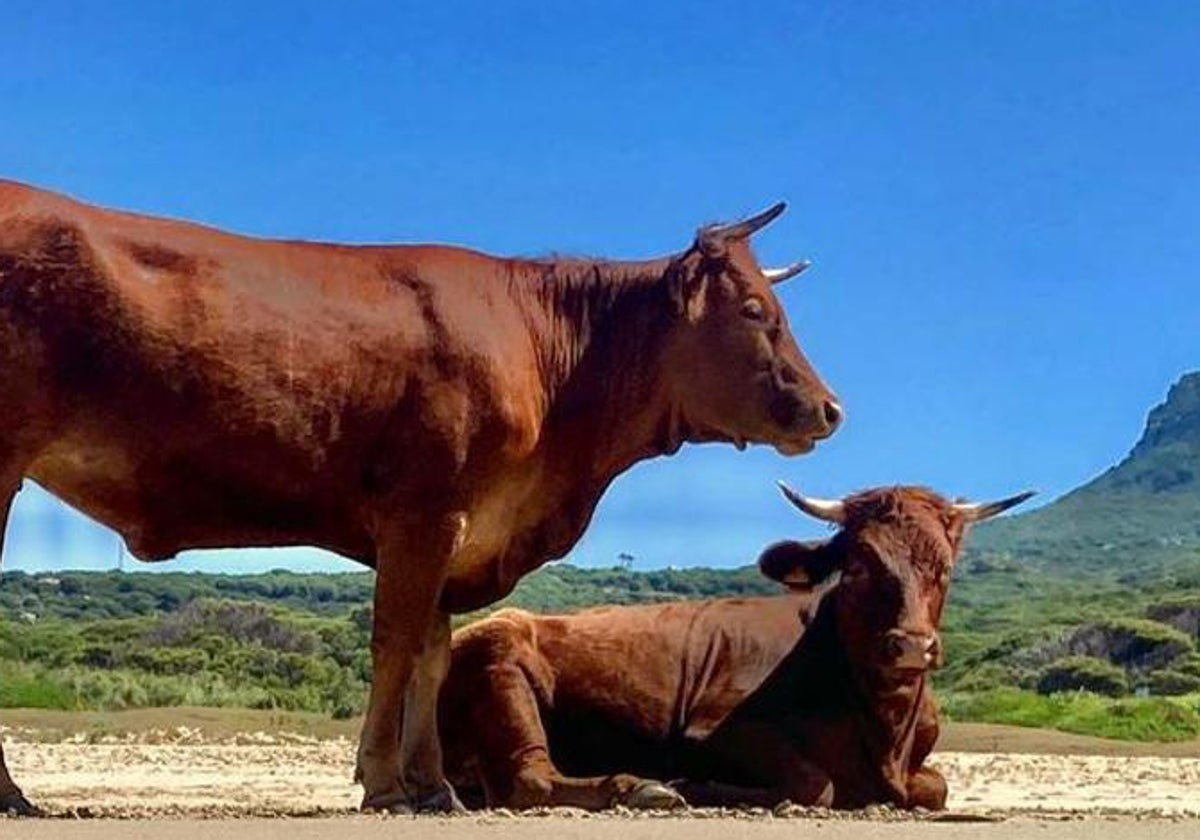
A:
[758, 539, 842, 590]
[666, 252, 709, 320]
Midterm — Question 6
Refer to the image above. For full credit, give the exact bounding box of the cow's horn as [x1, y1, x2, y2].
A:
[763, 261, 811, 284]
[952, 490, 1037, 522]
[708, 202, 787, 241]
[777, 481, 846, 524]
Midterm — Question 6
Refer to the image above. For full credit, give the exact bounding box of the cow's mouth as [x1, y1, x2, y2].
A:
[883, 651, 944, 678]
[774, 438, 816, 456]
[767, 391, 840, 456]
[888, 659, 937, 675]
[875, 660, 936, 685]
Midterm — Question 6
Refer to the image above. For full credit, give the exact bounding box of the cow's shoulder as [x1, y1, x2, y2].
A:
[449, 608, 561, 698]
[452, 608, 539, 656]
[0, 179, 48, 217]
[0, 187, 92, 260]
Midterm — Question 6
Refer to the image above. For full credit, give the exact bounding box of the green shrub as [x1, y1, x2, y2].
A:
[1089, 618, 1194, 668]
[127, 647, 211, 676]
[1178, 654, 1200, 680]
[60, 667, 275, 710]
[146, 600, 319, 653]
[1146, 596, 1200, 638]
[1146, 670, 1200, 696]
[1037, 656, 1129, 697]
[938, 662, 1016, 693]
[0, 662, 74, 709]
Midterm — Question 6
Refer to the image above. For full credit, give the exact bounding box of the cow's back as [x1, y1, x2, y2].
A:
[440, 596, 810, 785]
[0, 181, 535, 561]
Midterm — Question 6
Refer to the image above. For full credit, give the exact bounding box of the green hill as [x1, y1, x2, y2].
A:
[940, 369, 1200, 648]
[937, 373, 1200, 736]
[949, 372, 1200, 643]
[970, 371, 1200, 576]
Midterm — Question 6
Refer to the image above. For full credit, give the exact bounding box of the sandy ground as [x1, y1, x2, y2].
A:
[2, 714, 1199, 840]
[6, 819, 1200, 840]
[3, 723, 1200, 820]
[2, 816, 1200, 840]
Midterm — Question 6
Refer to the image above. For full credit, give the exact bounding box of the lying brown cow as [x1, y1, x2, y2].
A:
[439, 484, 1033, 811]
[0, 181, 840, 815]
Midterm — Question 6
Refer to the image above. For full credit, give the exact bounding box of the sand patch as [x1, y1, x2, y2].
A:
[5, 731, 1199, 818]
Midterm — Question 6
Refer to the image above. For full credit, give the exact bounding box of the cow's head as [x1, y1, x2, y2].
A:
[759, 484, 1034, 682]
[661, 203, 840, 455]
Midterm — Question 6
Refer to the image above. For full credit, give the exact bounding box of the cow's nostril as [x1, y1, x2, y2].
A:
[823, 400, 843, 431]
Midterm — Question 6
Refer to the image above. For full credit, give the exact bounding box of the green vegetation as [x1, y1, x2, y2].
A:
[0, 595, 371, 717]
[1147, 669, 1200, 696]
[1036, 657, 1129, 697]
[941, 689, 1200, 742]
[0, 570, 376, 621]
[0, 565, 778, 720]
[968, 372, 1200, 593]
[3, 559, 1199, 738]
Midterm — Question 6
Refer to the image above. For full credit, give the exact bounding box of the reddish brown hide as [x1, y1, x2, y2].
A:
[0, 181, 838, 815]
[438, 486, 1031, 811]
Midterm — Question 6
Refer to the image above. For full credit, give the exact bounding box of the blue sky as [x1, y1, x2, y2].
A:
[2, 1, 1198, 573]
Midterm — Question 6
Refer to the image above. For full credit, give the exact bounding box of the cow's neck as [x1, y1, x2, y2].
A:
[859, 675, 927, 798]
[523, 256, 694, 478]
[814, 599, 929, 797]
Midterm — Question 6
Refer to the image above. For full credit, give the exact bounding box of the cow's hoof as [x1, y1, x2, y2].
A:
[362, 785, 466, 815]
[411, 786, 467, 815]
[0, 791, 42, 818]
[361, 789, 411, 814]
[623, 781, 686, 811]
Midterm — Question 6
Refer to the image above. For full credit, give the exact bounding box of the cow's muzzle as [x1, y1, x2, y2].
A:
[768, 383, 843, 454]
[884, 630, 942, 672]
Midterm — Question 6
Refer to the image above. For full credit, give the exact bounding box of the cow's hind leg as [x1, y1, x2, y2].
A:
[466, 660, 681, 811]
[0, 475, 39, 817]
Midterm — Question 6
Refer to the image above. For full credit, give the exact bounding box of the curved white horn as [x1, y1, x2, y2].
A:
[777, 481, 846, 524]
[763, 261, 811, 284]
[952, 490, 1037, 522]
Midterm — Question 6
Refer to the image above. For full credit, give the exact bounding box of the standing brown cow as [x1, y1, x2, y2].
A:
[438, 485, 1032, 811]
[0, 181, 840, 814]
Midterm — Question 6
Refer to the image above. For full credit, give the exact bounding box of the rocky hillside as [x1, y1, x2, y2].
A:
[941, 372, 1200, 700]
[969, 372, 1200, 576]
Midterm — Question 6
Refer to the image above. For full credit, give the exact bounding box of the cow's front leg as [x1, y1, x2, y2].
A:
[906, 765, 947, 811]
[905, 692, 946, 810]
[396, 609, 463, 812]
[675, 721, 833, 809]
[357, 512, 465, 812]
[672, 764, 834, 810]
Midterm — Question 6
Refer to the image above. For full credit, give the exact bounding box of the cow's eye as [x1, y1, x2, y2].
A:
[741, 298, 766, 321]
